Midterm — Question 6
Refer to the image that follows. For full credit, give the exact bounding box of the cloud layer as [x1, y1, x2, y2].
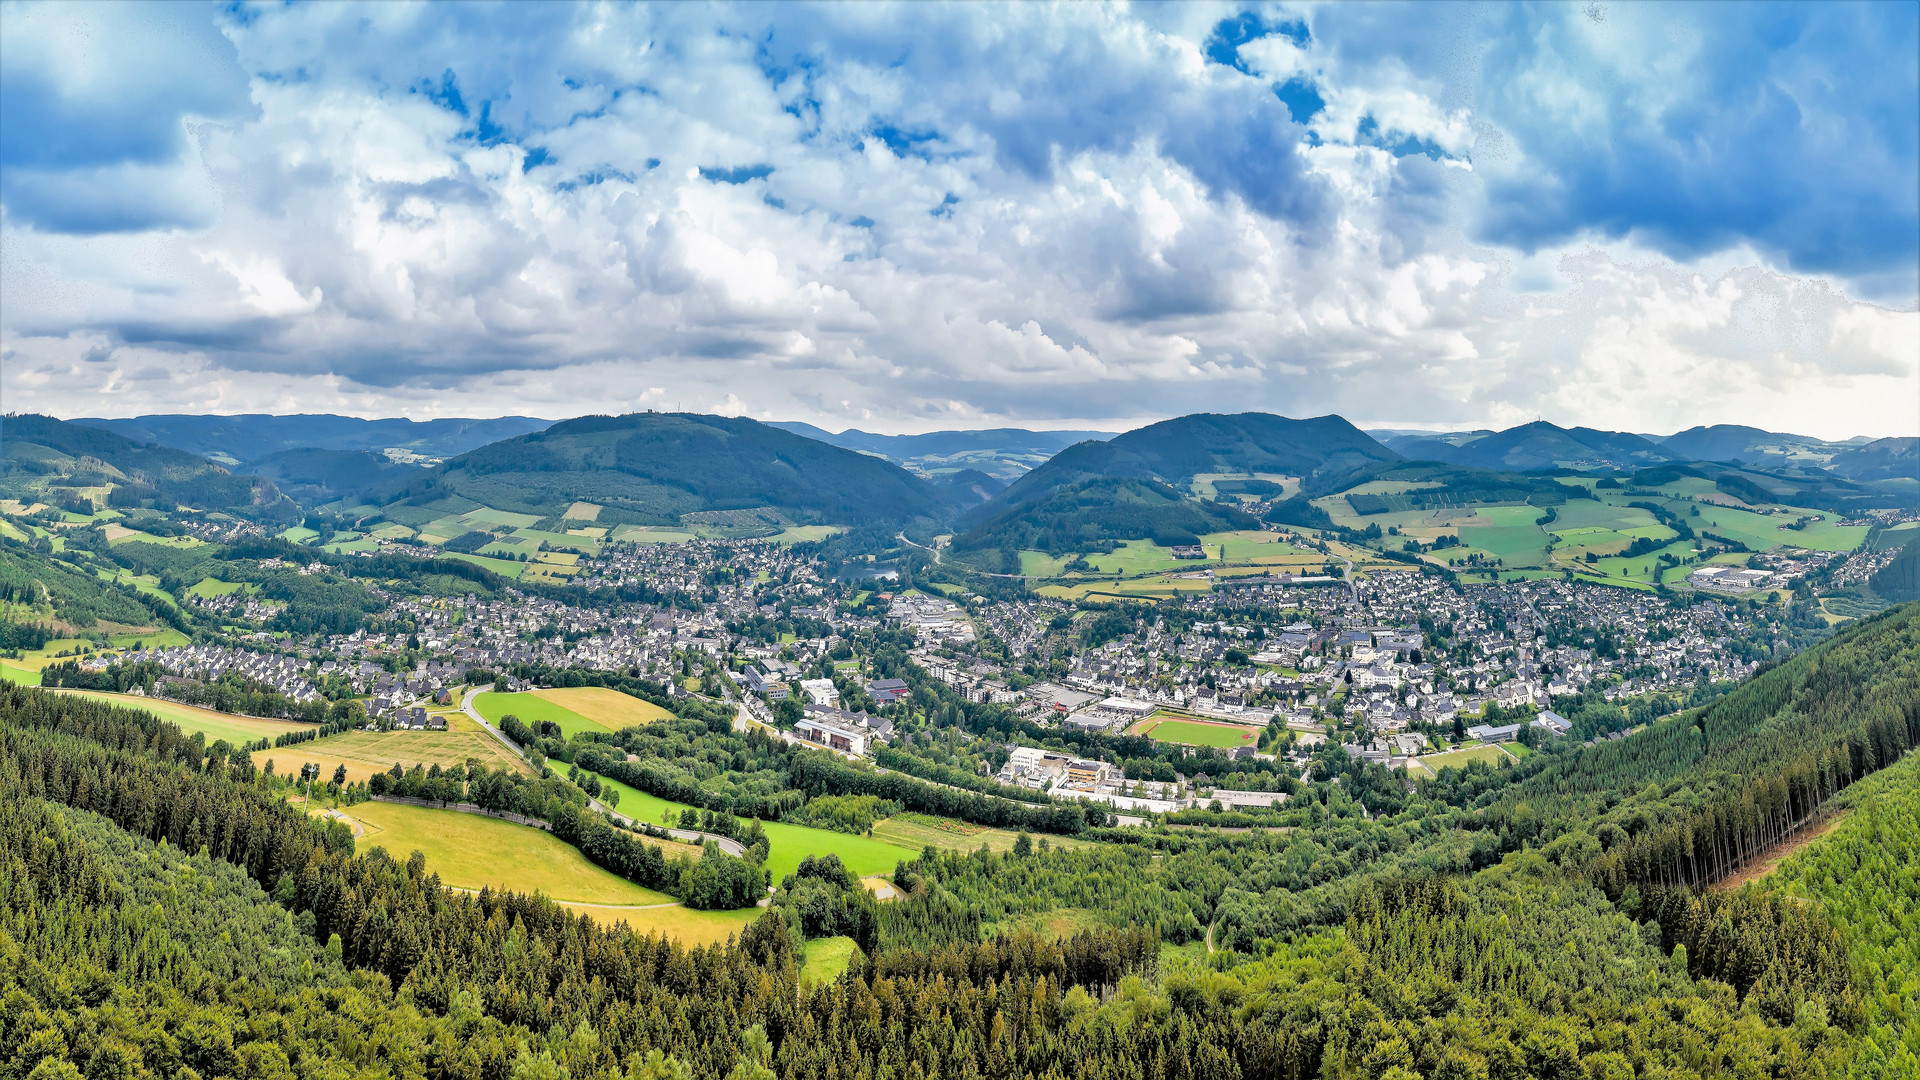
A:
[2, 1, 1915, 438]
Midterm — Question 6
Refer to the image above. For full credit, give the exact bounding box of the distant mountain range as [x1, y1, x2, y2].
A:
[1373, 421, 1913, 482]
[73, 413, 551, 466]
[766, 423, 1114, 481]
[1, 414, 290, 515]
[370, 412, 952, 527]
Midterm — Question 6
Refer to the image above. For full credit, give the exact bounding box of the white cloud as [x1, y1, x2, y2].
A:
[0, 2, 1912, 439]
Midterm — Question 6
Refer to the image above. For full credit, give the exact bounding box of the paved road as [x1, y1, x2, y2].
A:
[459, 686, 746, 856]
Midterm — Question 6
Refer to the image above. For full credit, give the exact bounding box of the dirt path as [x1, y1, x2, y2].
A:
[1715, 809, 1849, 890]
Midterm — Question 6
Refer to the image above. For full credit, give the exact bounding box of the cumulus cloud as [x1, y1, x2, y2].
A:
[0, 1, 1913, 439]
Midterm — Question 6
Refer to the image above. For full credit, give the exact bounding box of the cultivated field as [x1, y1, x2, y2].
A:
[254, 727, 528, 786]
[345, 800, 678, 906]
[530, 686, 677, 728]
[870, 812, 1093, 855]
[474, 690, 617, 737]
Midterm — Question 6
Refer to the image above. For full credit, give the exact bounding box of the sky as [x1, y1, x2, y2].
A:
[2, 1, 1916, 440]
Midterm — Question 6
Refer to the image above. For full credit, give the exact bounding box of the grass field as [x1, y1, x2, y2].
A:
[437, 552, 527, 579]
[46, 689, 314, 746]
[588, 771, 920, 885]
[473, 690, 614, 737]
[610, 525, 701, 544]
[0, 661, 42, 685]
[346, 800, 677, 905]
[531, 686, 677, 728]
[187, 576, 250, 598]
[770, 526, 846, 545]
[1415, 743, 1515, 774]
[255, 727, 528, 785]
[800, 936, 861, 984]
[563, 902, 761, 944]
[1131, 715, 1263, 748]
[870, 812, 1092, 856]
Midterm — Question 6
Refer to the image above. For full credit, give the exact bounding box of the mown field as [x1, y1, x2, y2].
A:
[473, 690, 615, 737]
[530, 685, 676, 727]
[255, 726, 527, 785]
[1415, 743, 1515, 773]
[589, 770, 920, 885]
[345, 799, 678, 906]
[46, 688, 314, 746]
[869, 812, 1093, 855]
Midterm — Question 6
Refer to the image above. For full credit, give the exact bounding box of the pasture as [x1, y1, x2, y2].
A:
[800, 937, 862, 985]
[187, 576, 250, 598]
[588, 771, 920, 886]
[562, 902, 760, 945]
[610, 525, 701, 544]
[870, 812, 1093, 856]
[1131, 715, 1263, 749]
[346, 800, 677, 906]
[437, 552, 526, 579]
[46, 689, 314, 746]
[254, 727, 527, 786]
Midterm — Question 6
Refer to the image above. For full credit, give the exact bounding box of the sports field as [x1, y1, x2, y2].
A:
[1130, 715, 1263, 748]
[255, 727, 528, 786]
[346, 800, 679, 905]
[1415, 743, 1515, 774]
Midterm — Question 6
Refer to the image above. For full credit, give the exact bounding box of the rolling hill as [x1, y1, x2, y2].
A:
[73, 413, 551, 465]
[771, 423, 1116, 481]
[987, 412, 1399, 512]
[952, 476, 1259, 563]
[1828, 436, 1919, 484]
[371, 412, 952, 528]
[1, 414, 288, 516]
[1388, 421, 1674, 471]
[241, 448, 431, 505]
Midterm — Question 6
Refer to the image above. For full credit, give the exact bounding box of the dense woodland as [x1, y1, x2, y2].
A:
[2, 603, 1915, 1077]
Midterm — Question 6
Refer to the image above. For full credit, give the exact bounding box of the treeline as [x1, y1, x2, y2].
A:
[0, 680, 1880, 1079]
[40, 657, 360, 725]
[0, 617, 53, 651]
[789, 749, 1106, 834]
[1505, 604, 1919, 894]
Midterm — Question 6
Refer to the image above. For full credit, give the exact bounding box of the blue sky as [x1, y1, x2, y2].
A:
[2, 0, 1915, 438]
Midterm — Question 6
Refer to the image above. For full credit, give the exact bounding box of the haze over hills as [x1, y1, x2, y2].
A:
[367, 412, 952, 528]
[767, 423, 1116, 482]
[1, 414, 289, 516]
[74, 413, 551, 466]
[1384, 421, 1675, 472]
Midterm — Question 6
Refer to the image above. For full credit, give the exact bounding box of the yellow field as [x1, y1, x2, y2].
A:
[565, 903, 762, 944]
[255, 727, 528, 786]
[345, 800, 678, 905]
[47, 688, 314, 746]
[532, 686, 676, 728]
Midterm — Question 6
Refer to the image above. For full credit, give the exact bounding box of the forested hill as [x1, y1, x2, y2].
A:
[73, 412, 552, 462]
[989, 412, 1399, 510]
[1387, 420, 1674, 471]
[953, 476, 1259, 562]
[1, 413, 288, 515]
[373, 411, 954, 527]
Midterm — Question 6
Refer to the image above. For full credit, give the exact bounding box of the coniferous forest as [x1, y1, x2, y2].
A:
[2, 604, 1917, 1079]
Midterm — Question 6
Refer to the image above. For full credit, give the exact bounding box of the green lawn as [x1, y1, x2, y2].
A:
[1137, 717, 1263, 748]
[1018, 550, 1077, 577]
[437, 551, 526, 579]
[279, 526, 320, 544]
[799, 936, 862, 985]
[1083, 539, 1200, 576]
[1416, 743, 1514, 774]
[187, 576, 250, 598]
[348, 800, 676, 906]
[0, 661, 42, 685]
[472, 691, 611, 737]
[588, 772, 919, 886]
